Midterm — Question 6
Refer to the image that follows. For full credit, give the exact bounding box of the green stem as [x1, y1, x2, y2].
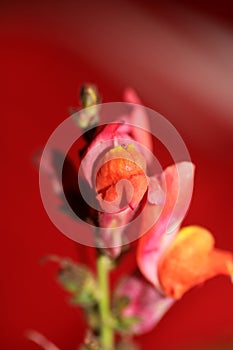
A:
[97, 254, 114, 350]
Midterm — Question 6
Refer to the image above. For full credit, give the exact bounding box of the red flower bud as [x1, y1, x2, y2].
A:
[96, 144, 148, 211]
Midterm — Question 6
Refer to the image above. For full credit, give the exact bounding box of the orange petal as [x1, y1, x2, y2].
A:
[158, 226, 233, 299]
[96, 144, 148, 210]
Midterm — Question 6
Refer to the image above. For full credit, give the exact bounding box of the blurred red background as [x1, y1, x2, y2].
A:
[1, 1, 233, 349]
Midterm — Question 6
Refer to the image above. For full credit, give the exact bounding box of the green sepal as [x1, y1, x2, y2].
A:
[113, 295, 130, 314]
[112, 295, 140, 334]
[112, 316, 140, 333]
[57, 260, 98, 306]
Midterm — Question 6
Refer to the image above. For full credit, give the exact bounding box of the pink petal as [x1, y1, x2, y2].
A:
[115, 276, 174, 335]
[137, 162, 195, 289]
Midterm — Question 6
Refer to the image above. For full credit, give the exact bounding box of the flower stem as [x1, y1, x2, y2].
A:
[97, 254, 114, 350]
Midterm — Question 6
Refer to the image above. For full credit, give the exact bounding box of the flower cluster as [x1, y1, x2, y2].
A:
[79, 87, 233, 334]
[38, 85, 233, 349]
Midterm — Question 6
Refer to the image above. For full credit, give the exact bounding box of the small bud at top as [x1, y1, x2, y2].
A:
[80, 84, 100, 108]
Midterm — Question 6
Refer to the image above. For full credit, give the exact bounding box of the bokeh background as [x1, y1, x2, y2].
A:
[1, 1, 233, 349]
